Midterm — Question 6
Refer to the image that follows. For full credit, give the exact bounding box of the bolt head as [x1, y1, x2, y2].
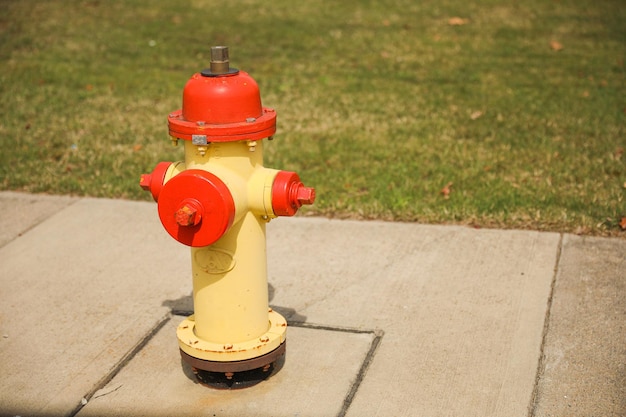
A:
[175, 205, 198, 226]
[139, 173, 152, 191]
[296, 185, 316, 205]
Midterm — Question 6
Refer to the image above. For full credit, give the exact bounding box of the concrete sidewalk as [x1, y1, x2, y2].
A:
[0, 191, 623, 417]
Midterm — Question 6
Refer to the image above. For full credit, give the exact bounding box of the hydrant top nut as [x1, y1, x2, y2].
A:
[200, 45, 240, 77]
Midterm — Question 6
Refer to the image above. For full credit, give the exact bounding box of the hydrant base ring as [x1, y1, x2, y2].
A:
[180, 341, 286, 373]
[177, 310, 287, 362]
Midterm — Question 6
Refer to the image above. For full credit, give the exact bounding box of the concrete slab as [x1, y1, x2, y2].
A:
[532, 235, 626, 416]
[0, 198, 191, 417]
[77, 317, 375, 417]
[0, 191, 78, 247]
[267, 218, 561, 416]
[2, 194, 605, 417]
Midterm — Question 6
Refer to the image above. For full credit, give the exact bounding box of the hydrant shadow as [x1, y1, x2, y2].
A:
[162, 293, 194, 316]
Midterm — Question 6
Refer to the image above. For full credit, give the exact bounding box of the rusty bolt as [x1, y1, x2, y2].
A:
[175, 204, 198, 227]
[296, 184, 316, 205]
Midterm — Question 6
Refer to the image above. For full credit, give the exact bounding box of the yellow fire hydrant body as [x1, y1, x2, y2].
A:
[140, 46, 314, 380]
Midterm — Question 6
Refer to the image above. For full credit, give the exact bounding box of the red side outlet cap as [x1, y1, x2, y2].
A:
[272, 171, 316, 217]
[140, 161, 173, 202]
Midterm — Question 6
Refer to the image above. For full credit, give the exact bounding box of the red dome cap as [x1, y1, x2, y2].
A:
[168, 47, 276, 142]
[182, 71, 262, 124]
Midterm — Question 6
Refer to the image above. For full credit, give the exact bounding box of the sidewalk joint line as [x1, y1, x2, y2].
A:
[171, 311, 384, 336]
[169, 311, 386, 416]
[285, 322, 387, 417]
[338, 330, 385, 417]
[527, 232, 564, 417]
[0, 194, 81, 250]
[68, 313, 171, 417]
[287, 320, 383, 336]
[171, 309, 193, 316]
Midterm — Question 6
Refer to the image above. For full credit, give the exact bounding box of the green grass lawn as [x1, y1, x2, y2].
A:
[1, 0, 624, 235]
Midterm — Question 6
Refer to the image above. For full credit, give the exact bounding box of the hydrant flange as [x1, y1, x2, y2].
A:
[177, 308, 286, 371]
[168, 107, 276, 143]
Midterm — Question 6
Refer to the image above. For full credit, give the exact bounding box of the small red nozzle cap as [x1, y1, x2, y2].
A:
[140, 161, 173, 201]
[272, 171, 315, 217]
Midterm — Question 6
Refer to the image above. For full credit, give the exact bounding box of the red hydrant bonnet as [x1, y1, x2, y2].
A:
[168, 63, 276, 143]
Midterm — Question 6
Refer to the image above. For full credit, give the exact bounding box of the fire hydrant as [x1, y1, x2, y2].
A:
[140, 46, 315, 383]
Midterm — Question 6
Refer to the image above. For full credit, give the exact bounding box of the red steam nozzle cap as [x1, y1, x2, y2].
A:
[157, 170, 235, 247]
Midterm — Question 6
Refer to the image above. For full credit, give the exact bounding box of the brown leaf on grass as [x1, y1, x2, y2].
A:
[133, 144, 143, 152]
[440, 182, 453, 199]
[574, 226, 590, 235]
[470, 110, 484, 120]
[550, 40, 563, 51]
[619, 217, 626, 231]
[448, 17, 469, 26]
